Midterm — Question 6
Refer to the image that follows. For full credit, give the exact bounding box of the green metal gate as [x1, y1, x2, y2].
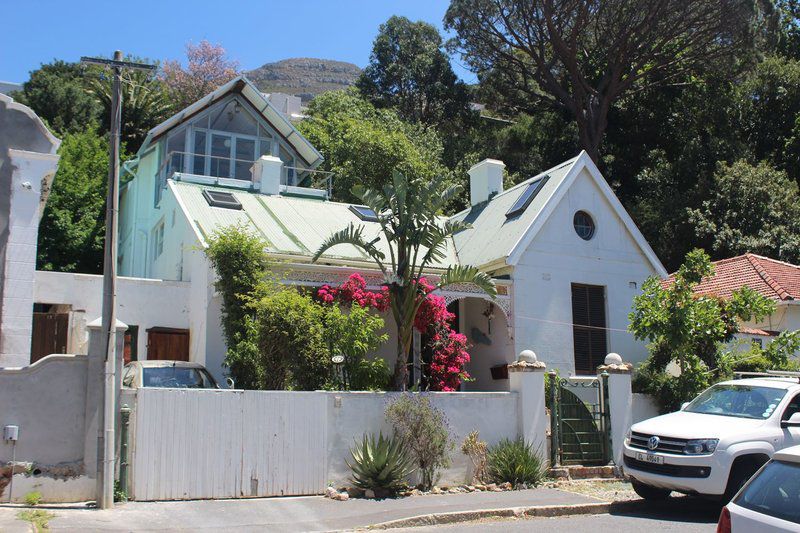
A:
[547, 372, 611, 466]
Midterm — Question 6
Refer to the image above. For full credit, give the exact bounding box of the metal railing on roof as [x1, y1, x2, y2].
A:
[154, 151, 333, 206]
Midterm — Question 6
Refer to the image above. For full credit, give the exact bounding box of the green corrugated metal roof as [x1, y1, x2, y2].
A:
[170, 156, 578, 271]
[170, 181, 459, 269]
[449, 157, 578, 268]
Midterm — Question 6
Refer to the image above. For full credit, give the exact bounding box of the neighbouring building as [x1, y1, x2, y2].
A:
[27, 75, 668, 388]
[666, 253, 800, 348]
[0, 94, 60, 368]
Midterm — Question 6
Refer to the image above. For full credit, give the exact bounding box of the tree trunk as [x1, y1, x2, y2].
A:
[391, 321, 414, 391]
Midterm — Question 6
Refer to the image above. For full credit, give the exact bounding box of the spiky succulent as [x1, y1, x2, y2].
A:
[347, 432, 415, 492]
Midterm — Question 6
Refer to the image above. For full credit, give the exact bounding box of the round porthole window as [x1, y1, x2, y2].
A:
[573, 211, 595, 240]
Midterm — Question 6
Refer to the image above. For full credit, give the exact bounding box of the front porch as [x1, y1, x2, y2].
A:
[281, 265, 514, 391]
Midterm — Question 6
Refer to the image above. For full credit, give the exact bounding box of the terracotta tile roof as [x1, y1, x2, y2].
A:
[738, 327, 780, 337]
[663, 253, 800, 301]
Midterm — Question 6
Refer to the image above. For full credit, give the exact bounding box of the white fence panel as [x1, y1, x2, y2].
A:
[131, 388, 327, 500]
[240, 391, 327, 497]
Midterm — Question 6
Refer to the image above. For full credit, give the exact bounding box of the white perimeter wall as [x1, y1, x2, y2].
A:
[128, 389, 522, 500]
[34, 270, 191, 360]
[512, 168, 660, 374]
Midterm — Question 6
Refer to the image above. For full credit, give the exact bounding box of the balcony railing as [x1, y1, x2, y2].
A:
[155, 151, 333, 205]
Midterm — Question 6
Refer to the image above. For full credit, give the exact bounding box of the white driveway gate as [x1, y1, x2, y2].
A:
[130, 388, 328, 500]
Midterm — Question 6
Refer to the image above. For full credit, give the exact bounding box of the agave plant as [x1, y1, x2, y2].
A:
[347, 432, 415, 493]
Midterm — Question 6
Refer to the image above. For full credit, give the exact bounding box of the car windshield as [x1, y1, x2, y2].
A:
[735, 460, 800, 524]
[684, 384, 786, 419]
[142, 366, 217, 389]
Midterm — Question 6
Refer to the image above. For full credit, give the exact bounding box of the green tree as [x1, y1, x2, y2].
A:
[296, 89, 454, 204]
[444, 0, 757, 163]
[37, 129, 109, 273]
[85, 62, 173, 153]
[13, 61, 101, 136]
[357, 16, 471, 127]
[629, 249, 775, 411]
[687, 160, 800, 263]
[324, 304, 390, 390]
[734, 55, 800, 181]
[312, 172, 496, 390]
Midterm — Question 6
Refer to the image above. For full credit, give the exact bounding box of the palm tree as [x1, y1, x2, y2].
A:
[313, 172, 496, 390]
[86, 64, 173, 152]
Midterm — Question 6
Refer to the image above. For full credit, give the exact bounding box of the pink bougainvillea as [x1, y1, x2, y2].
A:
[315, 273, 472, 391]
[315, 273, 389, 312]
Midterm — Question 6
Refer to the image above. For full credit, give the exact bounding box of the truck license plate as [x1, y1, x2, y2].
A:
[636, 452, 664, 465]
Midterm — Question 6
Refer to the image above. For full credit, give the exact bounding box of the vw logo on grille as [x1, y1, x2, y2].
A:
[648, 436, 660, 450]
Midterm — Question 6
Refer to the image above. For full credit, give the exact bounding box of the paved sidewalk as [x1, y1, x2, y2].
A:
[0, 488, 598, 532]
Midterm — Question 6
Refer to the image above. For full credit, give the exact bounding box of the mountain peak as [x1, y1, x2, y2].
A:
[245, 58, 361, 102]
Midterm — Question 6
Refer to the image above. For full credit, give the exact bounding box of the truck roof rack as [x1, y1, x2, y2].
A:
[733, 370, 800, 382]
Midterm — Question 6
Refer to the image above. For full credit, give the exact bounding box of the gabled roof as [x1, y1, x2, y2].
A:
[450, 151, 668, 277]
[449, 157, 577, 269]
[169, 180, 458, 270]
[138, 75, 323, 168]
[665, 253, 800, 301]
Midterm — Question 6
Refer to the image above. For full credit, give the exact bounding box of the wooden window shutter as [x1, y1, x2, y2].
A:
[571, 284, 607, 375]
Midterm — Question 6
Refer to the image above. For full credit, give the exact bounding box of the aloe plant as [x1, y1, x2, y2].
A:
[347, 432, 415, 492]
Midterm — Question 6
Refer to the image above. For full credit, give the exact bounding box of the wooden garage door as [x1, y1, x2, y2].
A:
[31, 312, 69, 364]
[146, 327, 189, 361]
[571, 284, 607, 375]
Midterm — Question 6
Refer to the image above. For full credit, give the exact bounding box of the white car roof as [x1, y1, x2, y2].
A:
[773, 445, 800, 464]
[717, 377, 800, 390]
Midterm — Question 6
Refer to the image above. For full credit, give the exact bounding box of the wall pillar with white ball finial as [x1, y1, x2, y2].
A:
[509, 349, 547, 460]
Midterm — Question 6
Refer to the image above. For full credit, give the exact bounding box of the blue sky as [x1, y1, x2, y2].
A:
[1, 0, 475, 84]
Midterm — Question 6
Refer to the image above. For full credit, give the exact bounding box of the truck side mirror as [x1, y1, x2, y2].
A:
[681, 402, 690, 411]
[780, 412, 800, 429]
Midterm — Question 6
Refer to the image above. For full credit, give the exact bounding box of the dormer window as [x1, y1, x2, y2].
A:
[162, 96, 282, 182]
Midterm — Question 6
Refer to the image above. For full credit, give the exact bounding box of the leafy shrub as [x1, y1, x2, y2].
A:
[324, 303, 390, 390]
[486, 438, 545, 488]
[461, 430, 488, 484]
[385, 394, 453, 490]
[347, 432, 415, 493]
[254, 288, 331, 390]
[24, 491, 42, 506]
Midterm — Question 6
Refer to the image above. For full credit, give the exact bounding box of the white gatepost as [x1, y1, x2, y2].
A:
[598, 353, 633, 466]
[508, 350, 547, 458]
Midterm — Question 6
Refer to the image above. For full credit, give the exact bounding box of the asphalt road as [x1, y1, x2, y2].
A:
[398, 497, 722, 533]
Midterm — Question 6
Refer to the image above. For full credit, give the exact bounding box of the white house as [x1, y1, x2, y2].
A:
[27, 76, 667, 388]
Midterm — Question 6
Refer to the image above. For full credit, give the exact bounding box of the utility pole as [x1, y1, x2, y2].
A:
[80, 51, 155, 510]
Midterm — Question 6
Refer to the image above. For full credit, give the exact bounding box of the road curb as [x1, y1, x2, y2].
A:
[366, 500, 641, 529]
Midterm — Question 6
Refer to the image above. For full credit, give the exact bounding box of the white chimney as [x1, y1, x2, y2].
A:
[468, 159, 505, 206]
[251, 155, 283, 195]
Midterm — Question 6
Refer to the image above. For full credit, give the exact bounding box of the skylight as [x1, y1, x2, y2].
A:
[349, 205, 379, 222]
[505, 175, 550, 218]
[202, 189, 242, 210]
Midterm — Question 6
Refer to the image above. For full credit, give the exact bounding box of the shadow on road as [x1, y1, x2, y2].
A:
[609, 496, 722, 524]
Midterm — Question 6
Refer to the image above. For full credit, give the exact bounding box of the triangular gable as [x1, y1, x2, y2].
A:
[506, 151, 667, 277]
[138, 76, 323, 168]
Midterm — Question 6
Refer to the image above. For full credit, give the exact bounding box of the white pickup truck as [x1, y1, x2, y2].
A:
[623, 375, 800, 502]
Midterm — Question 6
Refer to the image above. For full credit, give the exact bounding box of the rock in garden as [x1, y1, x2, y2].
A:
[334, 491, 349, 501]
[325, 486, 338, 499]
[364, 489, 375, 499]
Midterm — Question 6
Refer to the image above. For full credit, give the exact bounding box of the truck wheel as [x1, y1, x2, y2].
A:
[631, 479, 671, 500]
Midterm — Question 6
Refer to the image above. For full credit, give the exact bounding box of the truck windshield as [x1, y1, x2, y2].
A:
[734, 460, 800, 524]
[142, 366, 218, 389]
[684, 384, 786, 419]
